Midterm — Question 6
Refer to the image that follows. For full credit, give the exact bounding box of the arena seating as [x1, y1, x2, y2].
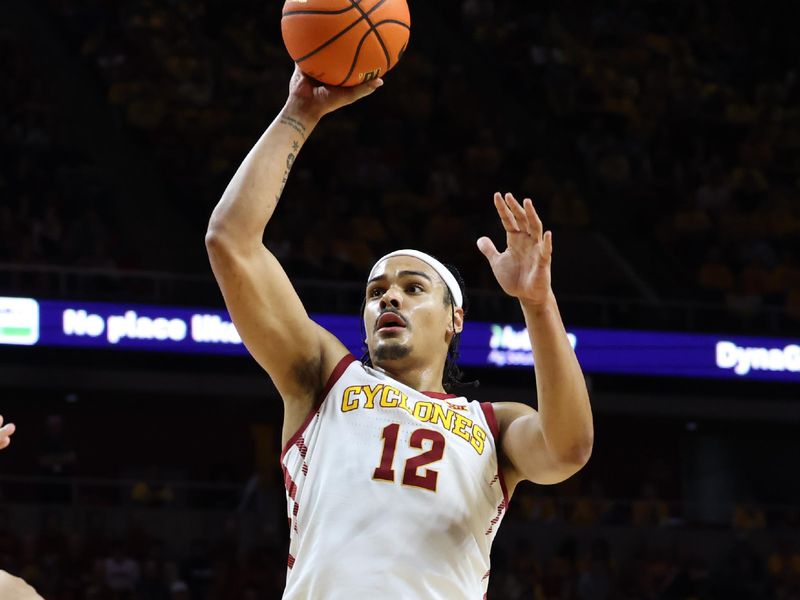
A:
[19, 0, 795, 326]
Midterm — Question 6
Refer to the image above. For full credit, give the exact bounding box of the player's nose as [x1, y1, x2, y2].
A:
[379, 286, 402, 309]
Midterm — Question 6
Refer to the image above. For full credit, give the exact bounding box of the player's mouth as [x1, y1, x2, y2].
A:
[375, 311, 408, 333]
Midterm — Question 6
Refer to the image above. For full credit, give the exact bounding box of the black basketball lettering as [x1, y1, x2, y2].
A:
[361, 69, 382, 82]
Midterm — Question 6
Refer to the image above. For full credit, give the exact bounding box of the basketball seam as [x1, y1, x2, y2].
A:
[371, 18, 410, 30]
[282, 6, 356, 17]
[336, 27, 374, 86]
[346, 0, 391, 71]
[292, 14, 365, 63]
[291, 0, 390, 65]
[372, 18, 411, 65]
[283, 0, 364, 16]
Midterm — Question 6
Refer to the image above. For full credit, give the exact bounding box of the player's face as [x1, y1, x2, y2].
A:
[364, 256, 463, 370]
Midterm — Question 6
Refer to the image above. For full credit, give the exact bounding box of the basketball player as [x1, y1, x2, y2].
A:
[206, 66, 593, 598]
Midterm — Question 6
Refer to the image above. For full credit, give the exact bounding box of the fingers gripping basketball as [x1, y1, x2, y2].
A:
[282, 0, 411, 87]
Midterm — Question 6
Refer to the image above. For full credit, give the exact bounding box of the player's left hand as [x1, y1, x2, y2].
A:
[0, 415, 16, 450]
[477, 192, 553, 306]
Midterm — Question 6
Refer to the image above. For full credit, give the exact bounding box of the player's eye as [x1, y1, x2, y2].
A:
[368, 287, 384, 298]
[407, 283, 424, 293]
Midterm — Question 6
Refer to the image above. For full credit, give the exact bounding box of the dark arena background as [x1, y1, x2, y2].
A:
[2, 0, 800, 598]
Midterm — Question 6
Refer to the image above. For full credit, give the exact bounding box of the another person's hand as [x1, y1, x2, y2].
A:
[0, 570, 44, 599]
[285, 64, 383, 122]
[0, 415, 15, 450]
[477, 192, 554, 306]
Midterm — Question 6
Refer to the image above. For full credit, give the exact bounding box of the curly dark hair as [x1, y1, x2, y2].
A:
[359, 259, 478, 393]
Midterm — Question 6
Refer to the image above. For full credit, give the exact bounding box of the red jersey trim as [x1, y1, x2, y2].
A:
[423, 391, 458, 399]
[480, 401, 510, 506]
[280, 353, 356, 462]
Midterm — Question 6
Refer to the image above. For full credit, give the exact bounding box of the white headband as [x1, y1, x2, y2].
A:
[368, 249, 463, 308]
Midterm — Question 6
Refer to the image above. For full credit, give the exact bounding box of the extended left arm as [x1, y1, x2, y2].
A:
[478, 193, 593, 488]
[522, 292, 593, 469]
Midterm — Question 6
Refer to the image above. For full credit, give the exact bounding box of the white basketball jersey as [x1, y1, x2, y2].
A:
[280, 355, 509, 600]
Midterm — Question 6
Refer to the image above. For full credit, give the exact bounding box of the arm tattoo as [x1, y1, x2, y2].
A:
[277, 151, 297, 198]
[280, 116, 307, 139]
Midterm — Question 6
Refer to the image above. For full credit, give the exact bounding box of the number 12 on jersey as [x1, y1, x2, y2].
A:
[373, 423, 446, 492]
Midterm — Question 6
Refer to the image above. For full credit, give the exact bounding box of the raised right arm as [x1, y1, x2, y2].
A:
[205, 67, 383, 441]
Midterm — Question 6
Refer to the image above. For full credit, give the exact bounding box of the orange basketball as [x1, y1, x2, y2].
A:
[281, 0, 411, 88]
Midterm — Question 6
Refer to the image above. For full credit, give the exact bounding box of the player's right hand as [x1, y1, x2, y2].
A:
[0, 571, 44, 600]
[285, 64, 383, 122]
[0, 415, 15, 450]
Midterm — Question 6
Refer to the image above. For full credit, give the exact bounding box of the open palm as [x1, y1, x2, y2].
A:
[477, 192, 553, 305]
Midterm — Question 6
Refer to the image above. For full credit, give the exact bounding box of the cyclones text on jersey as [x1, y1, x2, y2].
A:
[340, 383, 488, 455]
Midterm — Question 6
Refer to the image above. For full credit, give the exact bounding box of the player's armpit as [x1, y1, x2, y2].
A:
[205, 236, 349, 409]
[493, 401, 590, 489]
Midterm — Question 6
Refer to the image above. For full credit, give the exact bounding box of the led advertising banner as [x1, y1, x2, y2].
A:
[1, 296, 799, 383]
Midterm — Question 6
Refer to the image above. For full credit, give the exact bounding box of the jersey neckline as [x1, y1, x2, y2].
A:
[361, 361, 461, 400]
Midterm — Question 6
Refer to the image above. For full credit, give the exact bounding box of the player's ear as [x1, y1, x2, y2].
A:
[452, 307, 464, 335]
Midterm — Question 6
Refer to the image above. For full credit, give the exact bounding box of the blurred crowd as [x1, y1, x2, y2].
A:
[0, 26, 122, 270]
[0, 509, 288, 600]
[489, 534, 800, 600]
[0, 0, 796, 319]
